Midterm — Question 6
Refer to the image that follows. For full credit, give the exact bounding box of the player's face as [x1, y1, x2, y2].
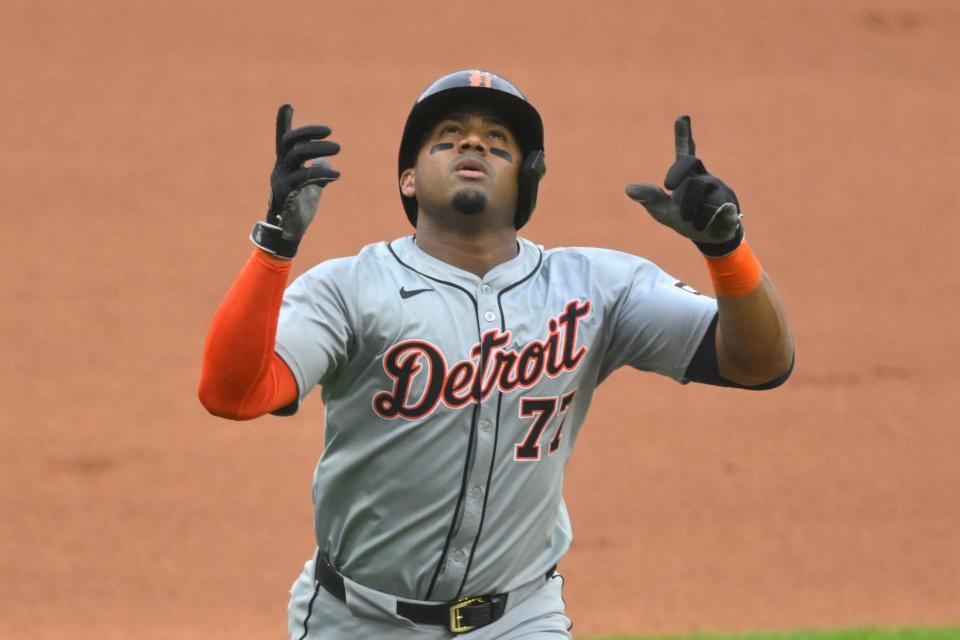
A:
[402, 107, 523, 225]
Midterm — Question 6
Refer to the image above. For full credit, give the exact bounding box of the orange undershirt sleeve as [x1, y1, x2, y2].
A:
[198, 249, 300, 420]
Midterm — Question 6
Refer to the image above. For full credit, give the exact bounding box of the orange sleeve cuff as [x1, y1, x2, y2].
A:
[704, 240, 762, 297]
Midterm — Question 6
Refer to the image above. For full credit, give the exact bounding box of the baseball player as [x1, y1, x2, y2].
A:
[199, 69, 794, 639]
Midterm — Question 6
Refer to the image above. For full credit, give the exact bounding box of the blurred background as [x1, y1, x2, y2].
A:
[1, 1, 958, 638]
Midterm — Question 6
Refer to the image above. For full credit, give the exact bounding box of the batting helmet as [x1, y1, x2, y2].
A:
[398, 69, 546, 229]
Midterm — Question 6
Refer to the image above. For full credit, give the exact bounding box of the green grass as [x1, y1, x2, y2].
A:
[577, 627, 960, 640]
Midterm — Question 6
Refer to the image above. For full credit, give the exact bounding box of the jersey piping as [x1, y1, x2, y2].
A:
[456, 246, 544, 598]
[386, 242, 483, 600]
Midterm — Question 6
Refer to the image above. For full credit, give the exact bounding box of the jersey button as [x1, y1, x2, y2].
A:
[453, 549, 466, 563]
[484, 311, 496, 322]
[480, 284, 492, 295]
[469, 486, 484, 500]
[480, 419, 492, 432]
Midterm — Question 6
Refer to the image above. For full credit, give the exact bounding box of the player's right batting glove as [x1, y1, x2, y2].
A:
[251, 104, 341, 259]
[625, 115, 743, 256]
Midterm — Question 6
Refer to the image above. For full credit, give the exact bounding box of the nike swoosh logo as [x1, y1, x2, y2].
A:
[399, 286, 435, 299]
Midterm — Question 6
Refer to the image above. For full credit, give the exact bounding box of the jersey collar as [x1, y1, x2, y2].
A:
[388, 236, 543, 291]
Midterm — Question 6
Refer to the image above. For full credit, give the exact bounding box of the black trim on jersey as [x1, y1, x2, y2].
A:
[498, 247, 544, 301]
[386, 242, 483, 601]
[556, 571, 573, 633]
[454, 246, 543, 596]
[684, 313, 794, 390]
[456, 390, 504, 599]
[295, 579, 322, 640]
[430, 402, 481, 599]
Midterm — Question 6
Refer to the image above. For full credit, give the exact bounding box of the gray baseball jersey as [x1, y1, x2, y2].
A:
[275, 235, 716, 603]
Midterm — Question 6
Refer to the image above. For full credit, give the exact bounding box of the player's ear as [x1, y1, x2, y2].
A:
[400, 168, 416, 198]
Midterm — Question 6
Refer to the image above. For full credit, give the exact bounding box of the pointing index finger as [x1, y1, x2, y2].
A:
[674, 114, 696, 159]
[276, 104, 293, 155]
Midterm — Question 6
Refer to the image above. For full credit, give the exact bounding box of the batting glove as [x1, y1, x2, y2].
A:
[625, 115, 743, 256]
[251, 104, 340, 259]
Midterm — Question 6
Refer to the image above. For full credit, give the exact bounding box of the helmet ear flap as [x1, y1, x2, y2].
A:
[514, 150, 546, 229]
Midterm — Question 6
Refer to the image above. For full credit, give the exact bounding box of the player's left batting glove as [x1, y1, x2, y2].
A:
[625, 115, 744, 257]
[251, 104, 341, 259]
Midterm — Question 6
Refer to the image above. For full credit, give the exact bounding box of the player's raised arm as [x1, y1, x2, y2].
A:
[198, 105, 340, 419]
[625, 115, 794, 387]
[251, 104, 340, 259]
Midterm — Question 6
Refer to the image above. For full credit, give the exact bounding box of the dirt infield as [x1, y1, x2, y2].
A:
[2, 1, 959, 638]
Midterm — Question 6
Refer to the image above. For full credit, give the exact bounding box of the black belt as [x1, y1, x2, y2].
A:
[315, 555, 555, 635]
